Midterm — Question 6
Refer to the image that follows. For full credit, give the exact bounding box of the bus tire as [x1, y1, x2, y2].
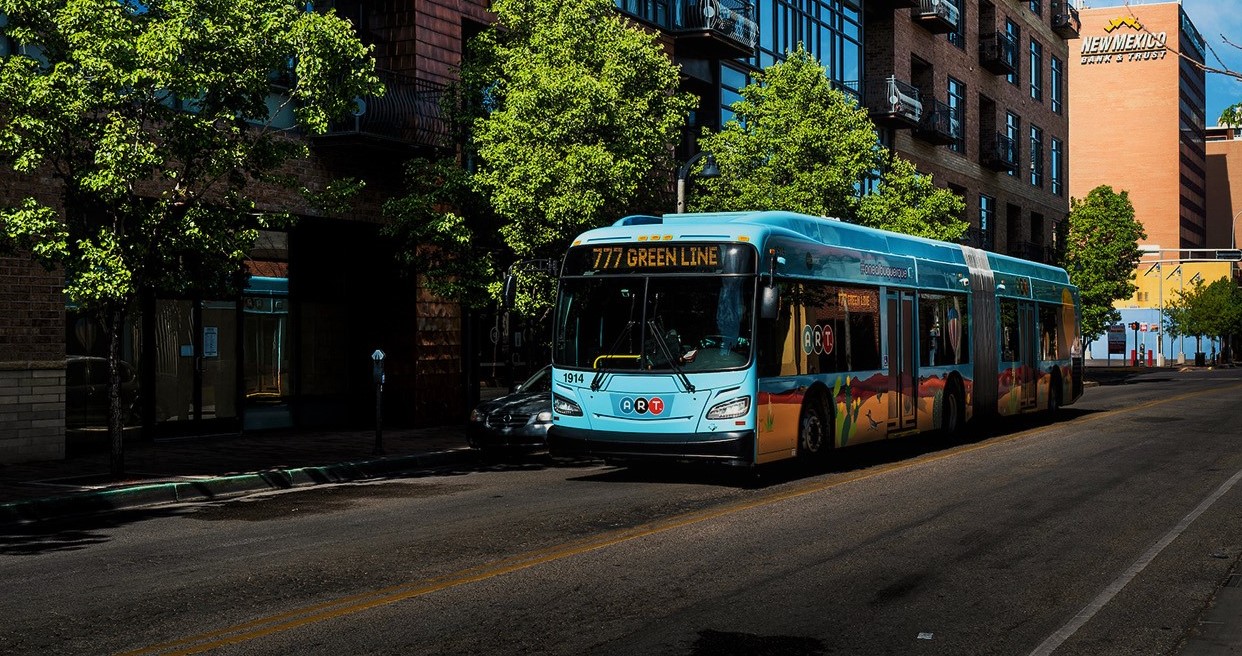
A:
[797, 393, 831, 462]
[941, 381, 963, 438]
[1048, 373, 1062, 414]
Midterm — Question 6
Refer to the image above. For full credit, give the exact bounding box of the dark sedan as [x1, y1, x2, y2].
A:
[467, 365, 553, 451]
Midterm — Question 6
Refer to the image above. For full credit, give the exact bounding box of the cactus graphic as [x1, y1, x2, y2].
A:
[833, 376, 864, 447]
[932, 387, 944, 429]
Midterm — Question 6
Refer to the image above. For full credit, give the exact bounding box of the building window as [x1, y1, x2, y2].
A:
[980, 195, 995, 251]
[1006, 20, 1020, 86]
[948, 0, 966, 49]
[614, 0, 672, 27]
[1028, 0, 1040, 16]
[948, 76, 966, 154]
[1050, 56, 1063, 114]
[1051, 137, 1063, 196]
[1030, 125, 1043, 187]
[1029, 39, 1043, 102]
[1006, 112, 1021, 177]
[758, 0, 861, 94]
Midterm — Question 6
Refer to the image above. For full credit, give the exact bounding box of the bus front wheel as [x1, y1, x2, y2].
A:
[797, 396, 831, 462]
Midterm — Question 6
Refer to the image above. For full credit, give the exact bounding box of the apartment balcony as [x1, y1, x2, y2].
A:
[673, 0, 758, 60]
[979, 31, 1018, 76]
[913, 98, 960, 146]
[1051, 0, 1081, 38]
[315, 70, 449, 152]
[982, 133, 1019, 172]
[868, 0, 919, 8]
[912, 0, 960, 34]
[865, 76, 922, 129]
[958, 228, 995, 252]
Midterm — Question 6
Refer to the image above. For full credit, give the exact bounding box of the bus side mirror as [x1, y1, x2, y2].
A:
[759, 284, 779, 320]
[502, 274, 517, 310]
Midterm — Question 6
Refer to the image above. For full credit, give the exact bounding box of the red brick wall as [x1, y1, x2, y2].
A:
[867, 0, 1072, 253]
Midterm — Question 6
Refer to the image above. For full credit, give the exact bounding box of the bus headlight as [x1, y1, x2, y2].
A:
[553, 394, 583, 417]
[706, 396, 750, 420]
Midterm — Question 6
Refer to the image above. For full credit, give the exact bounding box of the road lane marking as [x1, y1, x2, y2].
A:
[122, 382, 1242, 656]
[1029, 466, 1242, 656]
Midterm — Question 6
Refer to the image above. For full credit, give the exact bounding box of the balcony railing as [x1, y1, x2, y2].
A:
[982, 133, 1019, 172]
[1051, 0, 1081, 38]
[913, 0, 960, 34]
[959, 228, 996, 252]
[914, 98, 960, 145]
[979, 31, 1018, 76]
[1008, 240, 1056, 265]
[865, 76, 922, 129]
[673, 0, 758, 59]
[318, 70, 449, 150]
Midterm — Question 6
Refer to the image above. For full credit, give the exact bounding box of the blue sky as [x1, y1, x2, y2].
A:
[1178, 0, 1242, 124]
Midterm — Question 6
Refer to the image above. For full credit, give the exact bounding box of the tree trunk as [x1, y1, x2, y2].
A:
[108, 307, 125, 478]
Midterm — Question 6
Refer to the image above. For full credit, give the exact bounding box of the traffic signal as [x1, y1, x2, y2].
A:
[1129, 321, 1140, 331]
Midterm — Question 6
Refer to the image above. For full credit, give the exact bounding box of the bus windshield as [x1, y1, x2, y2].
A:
[554, 244, 756, 373]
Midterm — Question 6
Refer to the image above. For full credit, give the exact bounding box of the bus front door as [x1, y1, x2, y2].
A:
[886, 290, 917, 431]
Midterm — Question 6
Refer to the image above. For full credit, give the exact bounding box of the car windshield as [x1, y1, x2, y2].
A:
[516, 366, 552, 394]
[553, 275, 755, 373]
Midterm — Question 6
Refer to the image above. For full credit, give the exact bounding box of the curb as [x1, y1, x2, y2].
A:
[0, 447, 478, 526]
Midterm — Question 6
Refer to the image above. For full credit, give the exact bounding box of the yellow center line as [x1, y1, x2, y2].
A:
[122, 382, 1241, 655]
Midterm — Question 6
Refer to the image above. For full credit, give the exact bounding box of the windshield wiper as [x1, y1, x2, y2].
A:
[647, 320, 695, 393]
[590, 320, 636, 391]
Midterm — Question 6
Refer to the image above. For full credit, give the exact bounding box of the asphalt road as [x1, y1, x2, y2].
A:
[2, 369, 1241, 656]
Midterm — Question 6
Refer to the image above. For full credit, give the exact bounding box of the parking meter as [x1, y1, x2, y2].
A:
[372, 349, 385, 454]
[372, 349, 386, 385]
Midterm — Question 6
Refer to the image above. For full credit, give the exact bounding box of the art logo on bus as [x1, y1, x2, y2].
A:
[801, 324, 834, 356]
[617, 396, 665, 415]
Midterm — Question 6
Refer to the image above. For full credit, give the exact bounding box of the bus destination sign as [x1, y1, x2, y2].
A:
[578, 244, 722, 274]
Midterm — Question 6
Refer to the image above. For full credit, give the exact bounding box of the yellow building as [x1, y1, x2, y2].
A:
[1087, 255, 1236, 364]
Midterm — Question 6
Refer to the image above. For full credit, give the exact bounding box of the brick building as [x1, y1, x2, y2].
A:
[864, 0, 1076, 265]
[0, 1, 494, 463]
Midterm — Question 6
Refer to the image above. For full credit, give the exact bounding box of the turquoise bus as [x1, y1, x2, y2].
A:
[545, 210, 1083, 467]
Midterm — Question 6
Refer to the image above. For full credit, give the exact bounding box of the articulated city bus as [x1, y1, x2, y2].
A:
[545, 210, 1083, 466]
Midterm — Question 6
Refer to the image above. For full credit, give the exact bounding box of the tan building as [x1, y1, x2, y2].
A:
[1067, 1, 1208, 250]
[1205, 125, 1242, 250]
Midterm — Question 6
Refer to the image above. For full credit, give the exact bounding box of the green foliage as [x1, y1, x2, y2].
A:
[383, 158, 497, 309]
[693, 46, 878, 218]
[475, 0, 693, 255]
[1060, 185, 1147, 342]
[0, 0, 380, 470]
[397, 0, 693, 313]
[1164, 277, 1242, 348]
[855, 156, 967, 240]
[0, 0, 381, 310]
[692, 46, 965, 241]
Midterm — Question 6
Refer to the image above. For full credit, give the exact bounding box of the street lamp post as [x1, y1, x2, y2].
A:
[675, 151, 719, 214]
[1140, 245, 1163, 367]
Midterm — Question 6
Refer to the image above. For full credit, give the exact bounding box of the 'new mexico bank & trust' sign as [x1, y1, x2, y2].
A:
[1080, 16, 1168, 65]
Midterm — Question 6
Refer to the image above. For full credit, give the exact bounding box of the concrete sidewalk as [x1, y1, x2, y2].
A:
[0, 425, 478, 525]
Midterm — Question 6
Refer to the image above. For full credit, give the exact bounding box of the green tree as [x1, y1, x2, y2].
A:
[1060, 185, 1147, 344]
[1164, 277, 1242, 361]
[0, 0, 381, 474]
[856, 156, 967, 239]
[692, 46, 965, 239]
[454, 0, 694, 315]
